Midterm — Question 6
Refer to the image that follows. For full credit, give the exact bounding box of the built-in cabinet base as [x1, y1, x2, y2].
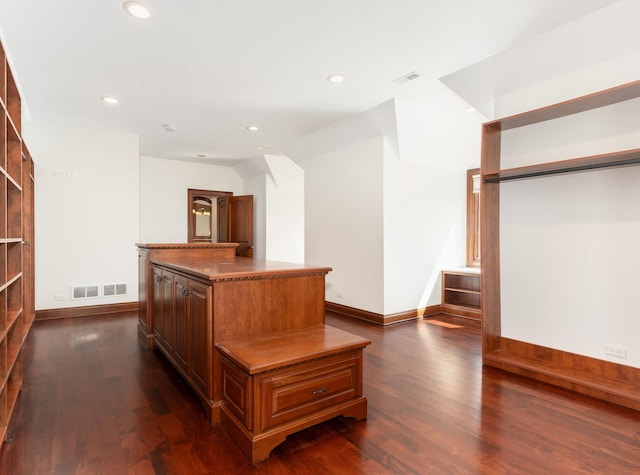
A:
[216, 325, 370, 464]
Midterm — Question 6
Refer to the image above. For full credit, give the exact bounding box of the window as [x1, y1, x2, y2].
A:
[466, 168, 480, 267]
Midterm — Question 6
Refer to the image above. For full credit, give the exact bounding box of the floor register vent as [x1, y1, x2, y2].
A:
[72, 285, 99, 300]
[71, 283, 127, 299]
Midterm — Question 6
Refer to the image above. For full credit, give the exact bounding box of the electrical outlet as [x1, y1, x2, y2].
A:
[55, 294, 66, 301]
[337, 291, 343, 298]
[605, 344, 627, 359]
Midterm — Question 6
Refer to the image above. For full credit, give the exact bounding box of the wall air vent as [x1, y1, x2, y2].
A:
[72, 285, 100, 300]
[104, 283, 127, 296]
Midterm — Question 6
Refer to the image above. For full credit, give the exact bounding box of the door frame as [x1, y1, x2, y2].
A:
[187, 189, 233, 243]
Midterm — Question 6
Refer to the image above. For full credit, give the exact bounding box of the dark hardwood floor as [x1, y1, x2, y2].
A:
[1, 311, 639, 474]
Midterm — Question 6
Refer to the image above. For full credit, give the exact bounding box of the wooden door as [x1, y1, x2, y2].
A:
[173, 274, 190, 371]
[217, 197, 228, 244]
[228, 195, 254, 257]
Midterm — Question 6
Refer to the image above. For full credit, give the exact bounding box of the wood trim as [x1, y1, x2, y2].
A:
[421, 305, 442, 318]
[466, 168, 481, 268]
[136, 243, 239, 250]
[481, 123, 502, 354]
[440, 304, 481, 320]
[325, 302, 441, 326]
[486, 78, 640, 131]
[484, 338, 640, 411]
[35, 302, 139, 321]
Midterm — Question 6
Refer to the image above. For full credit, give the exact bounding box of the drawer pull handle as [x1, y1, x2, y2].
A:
[312, 387, 326, 395]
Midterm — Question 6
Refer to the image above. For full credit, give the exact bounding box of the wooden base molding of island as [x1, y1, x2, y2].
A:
[216, 325, 370, 464]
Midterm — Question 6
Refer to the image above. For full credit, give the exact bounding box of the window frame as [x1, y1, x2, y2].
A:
[466, 168, 481, 267]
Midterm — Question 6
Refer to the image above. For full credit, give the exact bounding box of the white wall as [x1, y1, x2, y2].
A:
[24, 121, 139, 310]
[304, 136, 385, 313]
[241, 173, 266, 259]
[382, 140, 465, 314]
[387, 90, 481, 313]
[264, 154, 304, 263]
[499, 97, 640, 368]
[139, 156, 244, 243]
[293, 91, 482, 317]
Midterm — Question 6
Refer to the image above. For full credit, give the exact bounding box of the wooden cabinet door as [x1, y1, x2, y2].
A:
[189, 280, 212, 396]
[152, 267, 163, 338]
[173, 274, 190, 371]
[160, 272, 174, 352]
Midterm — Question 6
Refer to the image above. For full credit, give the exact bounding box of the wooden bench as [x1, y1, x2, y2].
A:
[215, 324, 371, 464]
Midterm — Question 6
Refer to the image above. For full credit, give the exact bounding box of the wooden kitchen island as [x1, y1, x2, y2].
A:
[136, 243, 340, 425]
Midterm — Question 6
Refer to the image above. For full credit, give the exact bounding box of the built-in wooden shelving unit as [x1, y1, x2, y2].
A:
[0, 38, 35, 446]
[481, 79, 640, 411]
[441, 269, 481, 320]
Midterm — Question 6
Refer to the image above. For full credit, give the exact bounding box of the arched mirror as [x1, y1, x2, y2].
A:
[192, 196, 213, 242]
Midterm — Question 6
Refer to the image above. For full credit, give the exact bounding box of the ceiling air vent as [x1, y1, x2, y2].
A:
[392, 71, 421, 84]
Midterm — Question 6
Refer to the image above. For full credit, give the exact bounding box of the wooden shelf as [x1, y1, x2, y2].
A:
[5, 64, 21, 136]
[0, 37, 33, 446]
[484, 148, 640, 183]
[481, 78, 640, 411]
[485, 78, 640, 131]
[441, 270, 481, 319]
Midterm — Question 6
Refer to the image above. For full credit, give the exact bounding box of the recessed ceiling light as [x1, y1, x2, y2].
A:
[246, 125, 259, 132]
[327, 74, 344, 84]
[100, 96, 119, 104]
[123, 1, 151, 20]
[197, 154, 206, 158]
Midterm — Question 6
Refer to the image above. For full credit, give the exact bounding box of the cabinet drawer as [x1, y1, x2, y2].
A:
[259, 353, 360, 431]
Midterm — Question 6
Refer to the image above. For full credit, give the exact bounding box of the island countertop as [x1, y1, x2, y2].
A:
[150, 255, 332, 282]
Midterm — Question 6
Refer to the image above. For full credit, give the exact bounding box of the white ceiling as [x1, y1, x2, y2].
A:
[0, 0, 619, 164]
